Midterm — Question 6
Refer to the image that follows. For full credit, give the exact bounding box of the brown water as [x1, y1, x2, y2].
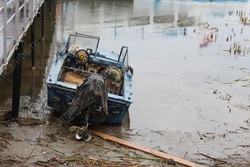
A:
[0, 0, 250, 165]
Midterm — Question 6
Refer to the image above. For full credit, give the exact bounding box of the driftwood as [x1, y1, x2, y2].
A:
[197, 151, 227, 163]
[196, 131, 203, 140]
[45, 144, 65, 154]
[239, 126, 249, 130]
[89, 129, 203, 167]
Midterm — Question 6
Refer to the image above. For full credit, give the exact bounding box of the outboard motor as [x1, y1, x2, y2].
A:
[61, 74, 108, 141]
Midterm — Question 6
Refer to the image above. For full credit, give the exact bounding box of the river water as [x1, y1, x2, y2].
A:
[0, 0, 250, 165]
[52, 0, 250, 132]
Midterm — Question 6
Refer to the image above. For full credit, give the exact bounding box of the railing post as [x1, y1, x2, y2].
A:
[23, 0, 27, 30]
[35, 0, 38, 11]
[49, 0, 52, 14]
[15, 0, 20, 44]
[31, 18, 36, 69]
[30, 0, 34, 21]
[41, 1, 46, 39]
[11, 40, 25, 119]
[3, 0, 8, 63]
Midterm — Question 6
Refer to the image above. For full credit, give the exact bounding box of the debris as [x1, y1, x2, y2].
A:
[196, 131, 203, 140]
[0, 131, 18, 148]
[47, 133, 58, 142]
[24, 137, 37, 142]
[238, 145, 250, 148]
[197, 151, 227, 164]
[17, 118, 44, 125]
[34, 162, 50, 167]
[89, 129, 203, 167]
[239, 126, 249, 130]
[222, 93, 231, 101]
[68, 126, 86, 133]
[150, 130, 163, 135]
[183, 151, 188, 159]
[16, 154, 38, 159]
[202, 133, 215, 139]
[25, 133, 43, 142]
[213, 89, 219, 94]
[34, 158, 63, 167]
[227, 106, 231, 113]
[45, 144, 65, 154]
[0, 132, 14, 141]
[2, 138, 11, 145]
[34, 156, 144, 166]
[99, 150, 110, 156]
[0, 159, 22, 166]
[0, 110, 12, 121]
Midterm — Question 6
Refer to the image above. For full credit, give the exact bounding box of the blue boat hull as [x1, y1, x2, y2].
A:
[47, 83, 130, 124]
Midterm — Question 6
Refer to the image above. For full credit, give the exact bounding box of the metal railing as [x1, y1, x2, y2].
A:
[0, 0, 44, 75]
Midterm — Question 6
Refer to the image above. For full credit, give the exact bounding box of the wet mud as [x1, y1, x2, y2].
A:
[0, 118, 180, 167]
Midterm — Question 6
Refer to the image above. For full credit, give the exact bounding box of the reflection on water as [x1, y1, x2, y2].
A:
[1, 0, 250, 134]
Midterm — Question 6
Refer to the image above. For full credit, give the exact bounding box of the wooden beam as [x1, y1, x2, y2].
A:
[89, 129, 203, 167]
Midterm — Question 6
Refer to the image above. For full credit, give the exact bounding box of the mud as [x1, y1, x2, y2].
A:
[0, 119, 249, 167]
[0, 119, 176, 167]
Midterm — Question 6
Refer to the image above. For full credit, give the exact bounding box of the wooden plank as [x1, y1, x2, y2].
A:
[89, 129, 203, 167]
[63, 71, 85, 85]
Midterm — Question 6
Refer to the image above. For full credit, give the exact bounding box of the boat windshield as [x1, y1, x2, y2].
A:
[119, 46, 128, 67]
[66, 33, 100, 55]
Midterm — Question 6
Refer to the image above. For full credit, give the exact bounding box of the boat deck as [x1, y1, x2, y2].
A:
[59, 71, 86, 85]
[58, 66, 122, 95]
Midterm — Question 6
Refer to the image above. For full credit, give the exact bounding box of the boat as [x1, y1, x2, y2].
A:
[47, 33, 133, 140]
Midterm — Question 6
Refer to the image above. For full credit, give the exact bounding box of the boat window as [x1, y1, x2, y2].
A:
[67, 34, 99, 55]
[118, 46, 128, 64]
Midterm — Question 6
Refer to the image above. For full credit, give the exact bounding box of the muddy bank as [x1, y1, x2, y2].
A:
[0, 118, 249, 167]
[0, 119, 180, 167]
